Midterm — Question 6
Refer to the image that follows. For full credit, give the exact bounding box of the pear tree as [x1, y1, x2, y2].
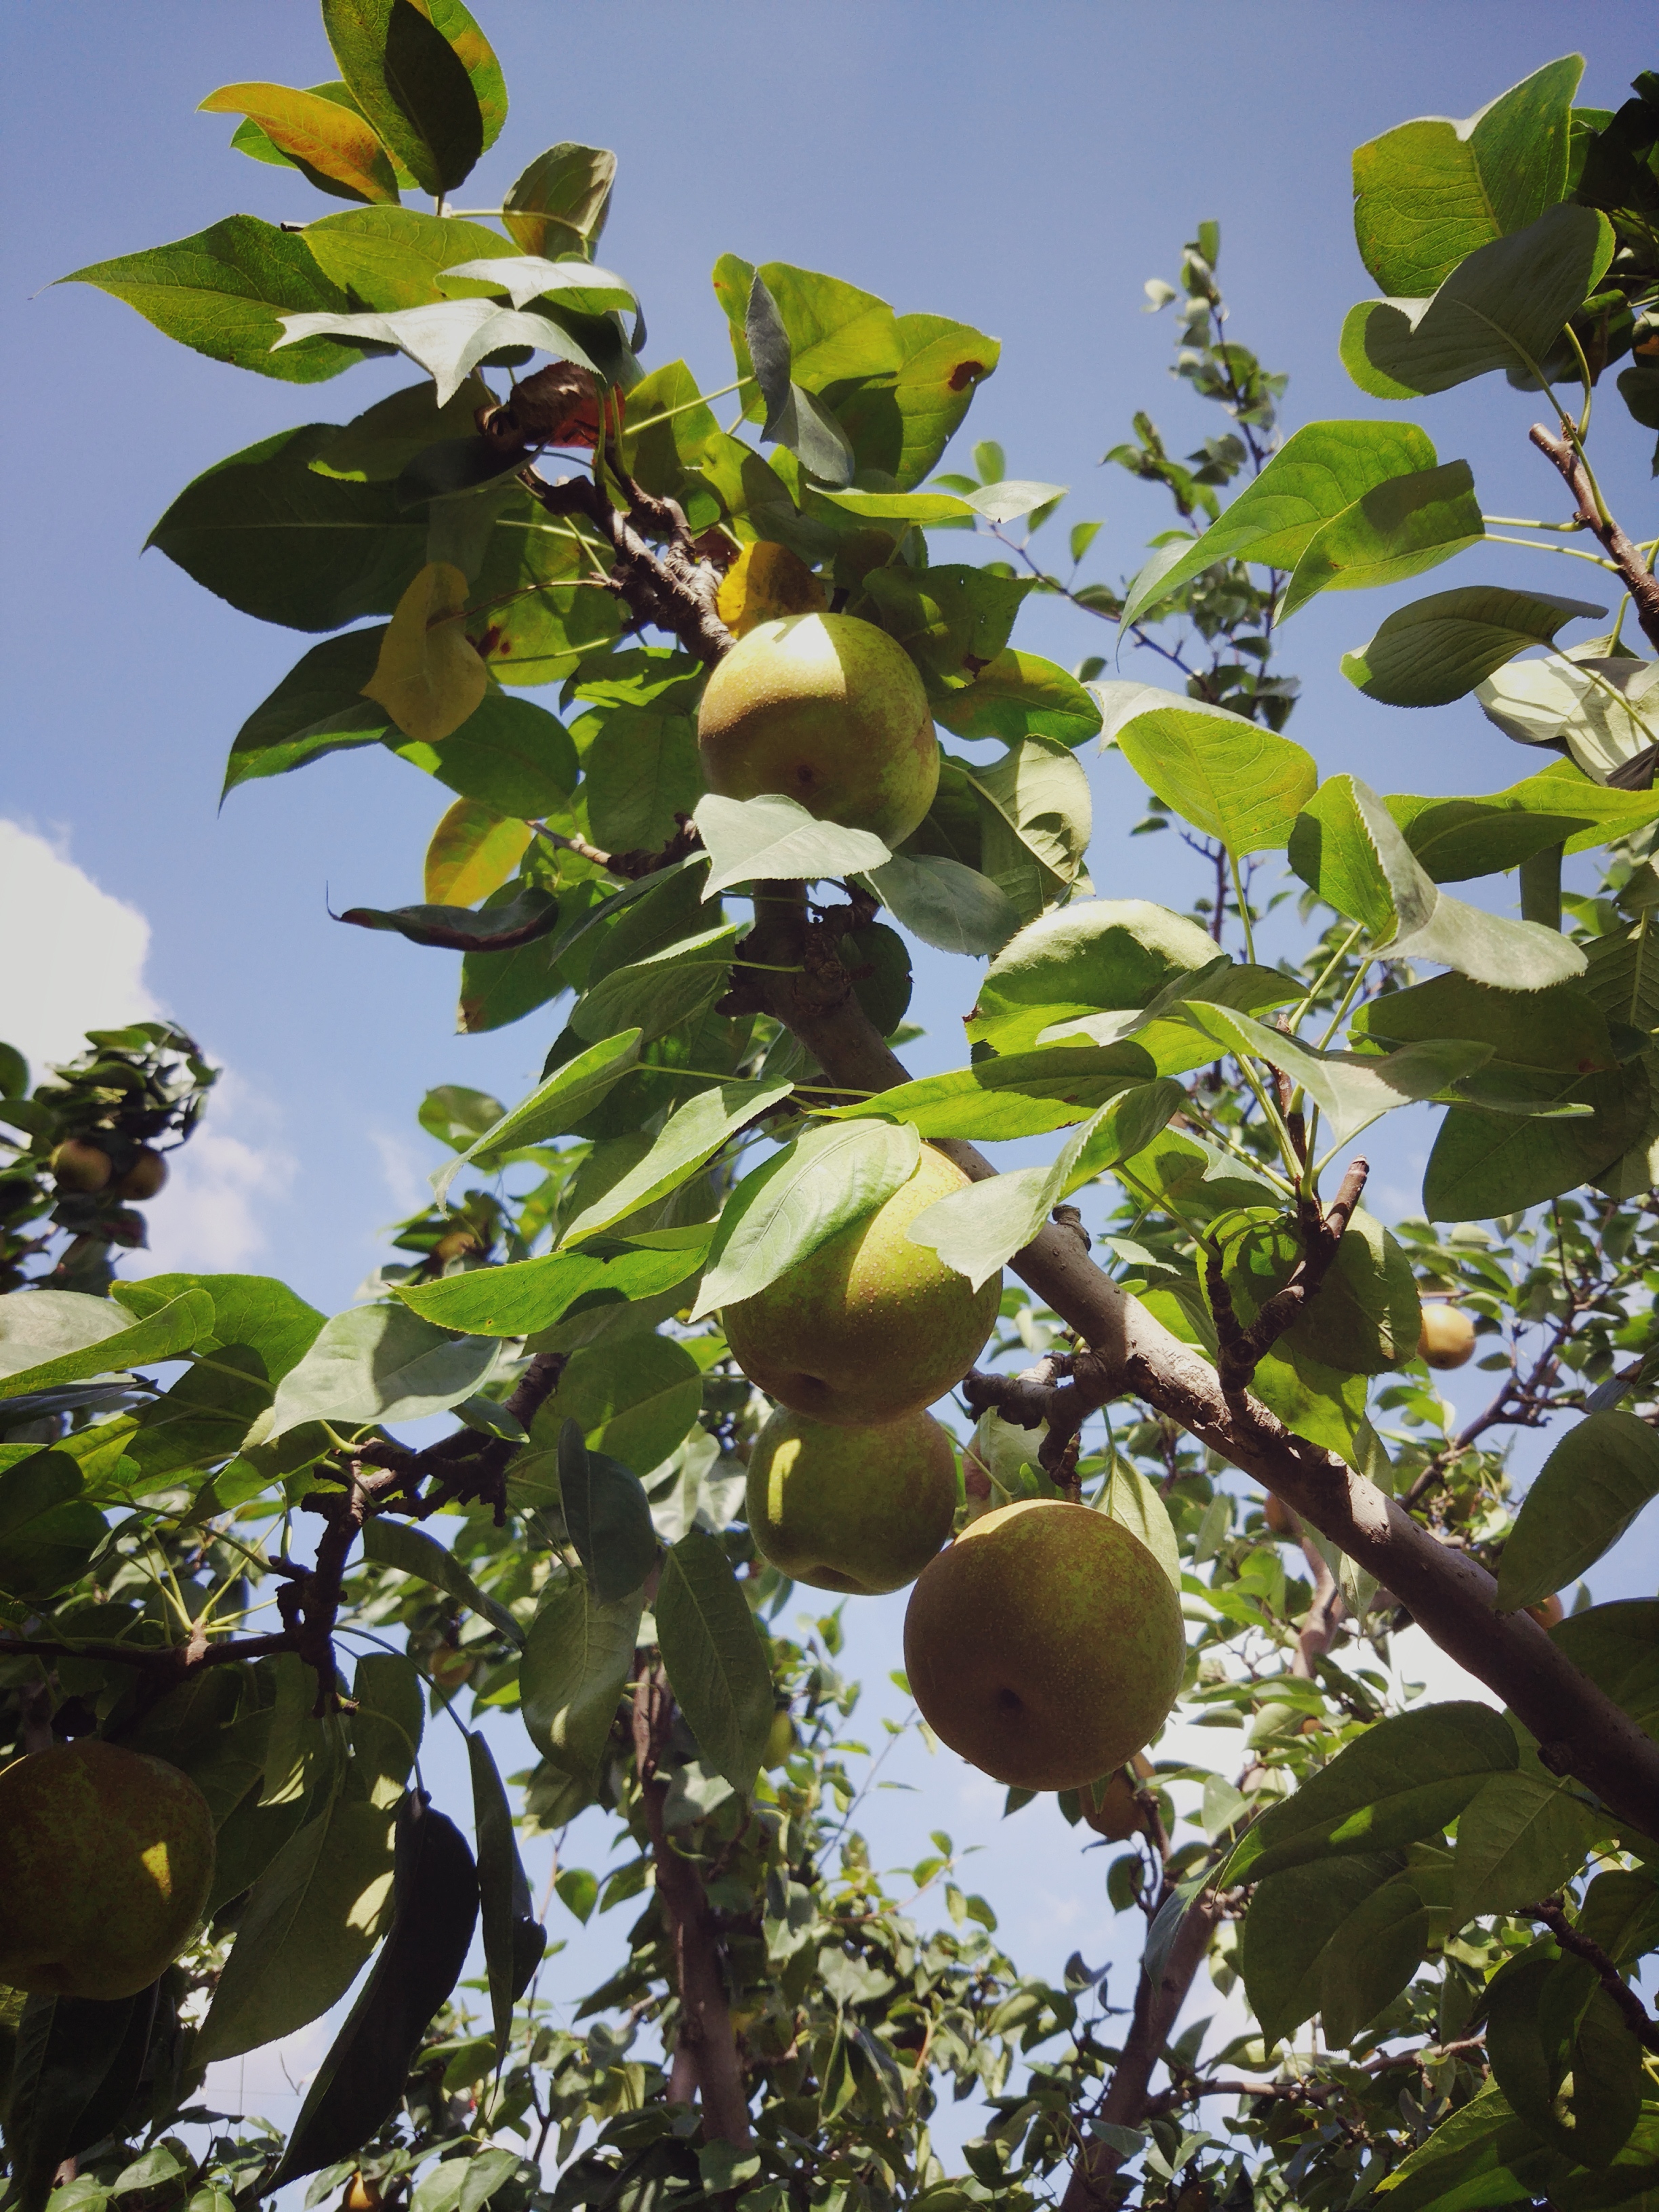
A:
[4, 16, 1659, 2212]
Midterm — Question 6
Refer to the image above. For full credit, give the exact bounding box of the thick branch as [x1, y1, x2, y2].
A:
[754, 936, 1659, 1840]
[1063, 1894, 1222, 2211]
[1529, 424, 1659, 655]
[1530, 1898, 1659, 2052]
[631, 1663, 752, 2145]
[520, 468, 733, 669]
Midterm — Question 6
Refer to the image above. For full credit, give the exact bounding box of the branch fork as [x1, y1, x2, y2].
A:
[1205, 1158, 1368, 1399]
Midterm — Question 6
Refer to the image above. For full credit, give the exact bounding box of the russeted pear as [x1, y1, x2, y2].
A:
[722, 1144, 1001, 1425]
[1082, 1754, 1155, 1841]
[746, 1406, 958, 1595]
[697, 612, 939, 848]
[903, 1499, 1185, 1792]
[0, 1740, 216, 1999]
[1418, 1304, 1475, 1369]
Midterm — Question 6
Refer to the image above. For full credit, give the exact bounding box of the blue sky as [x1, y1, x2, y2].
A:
[3, 0, 1656, 2158]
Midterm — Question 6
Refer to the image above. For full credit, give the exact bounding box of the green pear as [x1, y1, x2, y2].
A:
[747, 1405, 958, 1595]
[0, 1740, 216, 1999]
[49, 1139, 112, 1193]
[697, 611, 939, 847]
[722, 1143, 1001, 1425]
[902, 1499, 1185, 1791]
[1418, 1304, 1475, 1368]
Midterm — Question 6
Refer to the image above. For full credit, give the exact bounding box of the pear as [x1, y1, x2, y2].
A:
[1082, 1754, 1155, 1840]
[1418, 1305, 1475, 1369]
[113, 1146, 168, 1201]
[697, 611, 938, 847]
[747, 1405, 958, 1595]
[903, 1499, 1185, 1791]
[49, 1139, 112, 1193]
[722, 1144, 1001, 1425]
[0, 1740, 216, 1999]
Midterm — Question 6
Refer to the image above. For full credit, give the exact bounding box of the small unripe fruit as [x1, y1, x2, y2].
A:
[114, 1146, 167, 1201]
[50, 1139, 112, 1193]
[1418, 1305, 1476, 1370]
[1082, 1767, 1148, 1841]
[1527, 1593, 1565, 1629]
[432, 1227, 480, 1266]
[764, 1710, 798, 1769]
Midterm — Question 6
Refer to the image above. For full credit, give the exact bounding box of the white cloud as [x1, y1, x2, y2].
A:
[0, 818, 294, 1278]
[139, 1073, 296, 1277]
[371, 1126, 433, 1218]
[0, 820, 159, 1072]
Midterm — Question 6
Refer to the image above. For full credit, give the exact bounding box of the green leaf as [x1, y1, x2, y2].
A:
[570, 923, 738, 1047]
[932, 649, 1103, 750]
[906, 1082, 1185, 1289]
[1111, 699, 1317, 857]
[520, 1572, 640, 1779]
[340, 884, 559, 951]
[556, 1420, 657, 1601]
[689, 1120, 921, 1321]
[422, 0, 506, 152]
[501, 143, 616, 260]
[1175, 1000, 1492, 1147]
[1242, 1853, 1429, 2048]
[836, 313, 1000, 489]
[743, 262, 904, 394]
[397, 1237, 705, 1339]
[1496, 1411, 1659, 1612]
[274, 298, 588, 407]
[968, 898, 1223, 1054]
[692, 792, 890, 895]
[656, 1528, 773, 1795]
[148, 424, 428, 633]
[1551, 1600, 1659, 1735]
[821, 482, 1063, 528]
[1349, 973, 1615, 1076]
[1353, 58, 1583, 295]
[1120, 419, 1443, 626]
[321, 0, 483, 195]
[0, 1453, 105, 1602]
[1096, 1461, 1181, 1593]
[1282, 461, 1483, 617]
[865, 851, 1019, 958]
[442, 254, 635, 317]
[0, 1289, 214, 1397]
[580, 704, 701, 853]
[1208, 1207, 1420, 1376]
[822, 1042, 1161, 1141]
[268, 1304, 499, 1436]
[1342, 203, 1616, 398]
[1382, 786, 1612, 884]
[1450, 1767, 1605, 1924]
[361, 1515, 523, 1647]
[304, 209, 518, 312]
[560, 1078, 793, 1246]
[58, 217, 375, 382]
[1424, 1059, 1652, 1218]
[1476, 654, 1659, 785]
[1288, 774, 1588, 988]
[960, 739, 1092, 922]
[541, 1332, 703, 1484]
[1340, 586, 1605, 708]
[197, 1790, 397, 2062]
[466, 1731, 543, 2064]
[429, 1031, 641, 1203]
[861, 565, 1032, 694]
[1223, 1702, 1518, 1883]
[1371, 2081, 1533, 2212]
[394, 690, 579, 820]
[222, 629, 390, 794]
[310, 373, 495, 481]
[348, 1653, 424, 1808]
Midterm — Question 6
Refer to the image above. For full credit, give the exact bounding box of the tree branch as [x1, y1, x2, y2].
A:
[630, 1662, 753, 2146]
[748, 936, 1659, 1840]
[519, 467, 734, 669]
[1529, 423, 1659, 655]
[1206, 1160, 1368, 1399]
[1530, 1898, 1659, 2052]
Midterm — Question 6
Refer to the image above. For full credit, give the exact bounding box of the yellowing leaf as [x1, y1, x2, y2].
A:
[715, 541, 827, 638]
[424, 797, 532, 905]
[199, 83, 401, 205]
[365, 560, 488, 744]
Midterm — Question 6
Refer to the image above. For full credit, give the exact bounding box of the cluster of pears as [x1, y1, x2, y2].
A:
[0, 1739, 216, 1999]
[722, 1148, 1186, 1794]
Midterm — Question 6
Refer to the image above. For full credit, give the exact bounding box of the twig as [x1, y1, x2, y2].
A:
[1530, 1897, 1659, 2052]
[1529, 423, 1659, 653]
[1206, 1160, 1368, 1398]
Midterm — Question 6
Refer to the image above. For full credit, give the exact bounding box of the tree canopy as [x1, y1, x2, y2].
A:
[4, 18, 1659, 2212]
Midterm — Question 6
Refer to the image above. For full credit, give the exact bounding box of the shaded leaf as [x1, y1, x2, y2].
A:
[362, 1515, 524, 1647]
[1450, 1767, 1605, 1923]
[466, 1731, 544, 2061]
[321, 0, 484, 196]
[340, 883, 559, 951]
[1340, 587, 1605, 708]
[520, 1573, 640, 1780]
[865, 850, 1019, 957]
[657, 1528, 773, 1795]
[266, 1793, 479, 2192]
[557, 1419, 658, 1600]
[1497, 1411, 1659, 1612]
[222, 628, 390, 793]
[268, 1303, 500, 1435]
